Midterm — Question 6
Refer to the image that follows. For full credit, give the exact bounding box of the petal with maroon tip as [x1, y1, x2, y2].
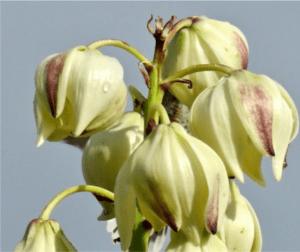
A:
[45, 53, 66, 117]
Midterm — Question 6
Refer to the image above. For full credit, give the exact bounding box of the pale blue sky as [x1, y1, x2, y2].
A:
[2, 2, 300, 251]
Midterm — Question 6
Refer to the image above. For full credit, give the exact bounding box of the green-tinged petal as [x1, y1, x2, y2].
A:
[277, 83, 299, 141]
[132, 125, 183, 232]
[172, 122, 229, 235]
[271, 94, 293, 181]
[241, 136, 265, 186]
[201, 230, 228, 252]
[55, 46, 86, 118]
[69, 50, 126, 136]
[244, 197, 262, 252]
[189, 81, 245, 182]
[222, 181, 255, 252]
[114, 167, 137, 251]
[14, 219, 77, 252]
[82, 112, 144, 219]
[165, 231, 201, 252]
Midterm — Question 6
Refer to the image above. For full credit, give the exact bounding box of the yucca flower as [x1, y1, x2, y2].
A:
[189, 70, 299, 185]
[114, 122, 229, 251]
[14, 219, 77, 252]
[162, 16, 248, 107]
[34, 46, 127, 147]
[82, 112, 144, 220]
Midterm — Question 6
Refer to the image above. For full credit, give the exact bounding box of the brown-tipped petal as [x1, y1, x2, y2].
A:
[206, 175, 220, 234]
[45, 53, 66, 118]
[237, 83, 275, 156]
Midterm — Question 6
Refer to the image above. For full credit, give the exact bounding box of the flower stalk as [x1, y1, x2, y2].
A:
[39, 185, 114, 220]
[161, 63, 234, 84]
[88, 39, 151, 64]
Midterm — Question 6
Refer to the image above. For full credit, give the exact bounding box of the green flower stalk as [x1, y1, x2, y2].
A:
[189, 70, 299, 185]
[15, 185, 114, 252]
[34, 46, 127, 147]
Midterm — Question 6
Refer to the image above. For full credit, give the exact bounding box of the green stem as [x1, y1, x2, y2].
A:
[129, 209, 152, 252]
[161, 64, 234, 83]
[88, 39, 151, 64]
[148, 103, 171, 125]
[39, 185, 114, 220]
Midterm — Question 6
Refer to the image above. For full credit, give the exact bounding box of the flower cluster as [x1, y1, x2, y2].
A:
[16, 15, 298, 252]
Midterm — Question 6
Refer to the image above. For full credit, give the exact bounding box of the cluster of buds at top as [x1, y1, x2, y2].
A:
[23, 14, 299, 252]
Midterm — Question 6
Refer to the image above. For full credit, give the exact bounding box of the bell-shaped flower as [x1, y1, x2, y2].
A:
[34, 45, 127, 147]
[14, 219, 77, 252]
[114, 122, 229, 251]
[162, 16, 248, 107]
[82, 112, 144, 220]
[218, 180, 262, 252]
[189, 70, 299, 186]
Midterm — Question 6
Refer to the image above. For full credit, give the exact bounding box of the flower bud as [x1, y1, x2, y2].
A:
[189, 70, 299, 185]
[218, 180, 262, 252]
[162, 16, 248, 107]
[34, 46, 127, 147]
[114, 122, 229, 251]
[82, 112, 144, 220]
[14, 219, 77, 252]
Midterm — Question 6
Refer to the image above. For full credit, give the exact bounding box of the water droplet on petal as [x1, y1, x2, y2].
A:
[103, 82, 110, 93]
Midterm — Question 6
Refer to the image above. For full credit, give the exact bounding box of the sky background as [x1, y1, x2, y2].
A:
[1, 1, 300, 252]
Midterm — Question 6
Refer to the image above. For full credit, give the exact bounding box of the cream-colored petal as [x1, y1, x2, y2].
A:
[222, 181, 255, 252]
[276, 83, 299, 141]
[229, 71, 283, 157]
[34, 96, 57, 147]
[241, 136, 265, 186]
[271, 95, 293, 181]
[68, 51, 126, 136]
[114, 165, 136, 251]
[243, 197, 262, 252]
[189, 81, 245, 182]
[165, 231, 201, 252]
[56, 46, 86, 118]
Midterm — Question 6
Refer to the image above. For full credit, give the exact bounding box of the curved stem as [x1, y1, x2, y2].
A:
[161, 64, 234, 83]
[148, 103, 171, 125]
[88, 39, 151, 64]
[39, 185, 114, 220]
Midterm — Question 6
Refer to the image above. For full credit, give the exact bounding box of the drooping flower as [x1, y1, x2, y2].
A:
[82, 112, 144, 220]
[218, 180, 262, 252]
[114, 122, 229, 251]
[14, 219, 77, 252]
[189, 70, 299, 185]
[162, 16, 248, 107]
[34, 46, 127, 147]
